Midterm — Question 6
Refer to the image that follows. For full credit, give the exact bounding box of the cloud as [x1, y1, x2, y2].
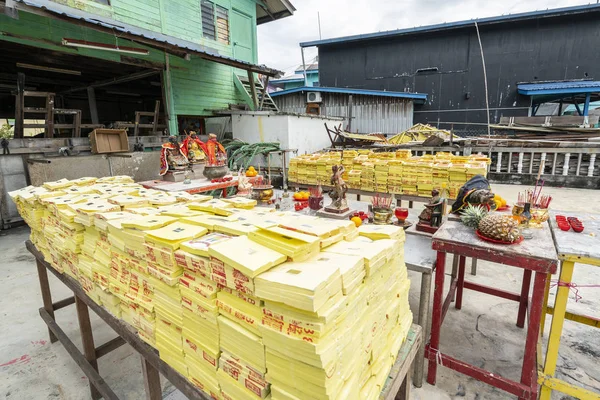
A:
[258, 0, 590, 70]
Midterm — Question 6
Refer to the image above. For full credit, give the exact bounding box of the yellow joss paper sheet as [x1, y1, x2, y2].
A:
[180, 232, 231, 257]
[209, 235, 286, 278]
[145, 222, 208, 250]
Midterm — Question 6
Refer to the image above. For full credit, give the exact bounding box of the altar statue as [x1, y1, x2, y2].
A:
[418, 189, 445, 228]
[159, 136, 189, 176]
[324, 165, 349, 213]
[180, 132, 207, 164]
[205, 133, 227, 166]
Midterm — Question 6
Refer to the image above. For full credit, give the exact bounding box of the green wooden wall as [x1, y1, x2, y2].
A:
[0, 0, 261, 134]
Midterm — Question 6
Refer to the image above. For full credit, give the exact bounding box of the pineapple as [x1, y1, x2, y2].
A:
[461, 205, 520, 242]
[478, 214, 521, 243]
[460, 204, 488, 228]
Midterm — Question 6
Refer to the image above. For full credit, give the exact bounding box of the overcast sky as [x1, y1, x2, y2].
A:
[258, 0, 594, 73]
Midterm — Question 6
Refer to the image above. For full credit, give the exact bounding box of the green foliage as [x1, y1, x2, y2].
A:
[222, 139, 280, 170]
[460, 204, 488, 228]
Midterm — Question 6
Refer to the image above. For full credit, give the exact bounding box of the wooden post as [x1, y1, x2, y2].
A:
[73, 110, 81, 138]
[152, 100, 160, 135]
[35, 259, 58, 343]
[14, 72, 25, 138]
[87, 87, 99, 125]
[247, 70, 258, 110]
[45, 94, 54, 138]
[141, 357, 162, 400]
[75, 296, 101, 400]
[134, 112, 141, 136]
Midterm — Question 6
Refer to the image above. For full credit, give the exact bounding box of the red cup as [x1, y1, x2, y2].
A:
[395, 208, 409, 222]
[573, 225, 584, 233]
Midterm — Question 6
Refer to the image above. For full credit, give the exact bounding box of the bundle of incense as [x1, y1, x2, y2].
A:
[372, 193, 392, 209]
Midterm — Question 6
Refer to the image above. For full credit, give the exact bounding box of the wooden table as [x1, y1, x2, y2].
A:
[427, 221, 558, 400]
[139, 176, 260, 197]
[538, 211, 600, 400]
[26, 240, 422, 400]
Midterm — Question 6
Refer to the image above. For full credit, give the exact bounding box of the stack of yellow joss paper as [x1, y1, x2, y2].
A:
[10, 177, 413, 400]
[289, 151, 491, 199]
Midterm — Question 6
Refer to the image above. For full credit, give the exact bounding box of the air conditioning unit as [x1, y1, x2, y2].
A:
[306, 91, 322, 103]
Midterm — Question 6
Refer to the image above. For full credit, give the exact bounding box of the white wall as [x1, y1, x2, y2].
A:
[231, 113, 341, 166]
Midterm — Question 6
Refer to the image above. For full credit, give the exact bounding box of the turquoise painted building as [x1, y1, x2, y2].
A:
[0, 0, 294, 137]
[270, 62, 319, 91]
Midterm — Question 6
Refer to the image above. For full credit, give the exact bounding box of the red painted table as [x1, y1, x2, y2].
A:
[426, 220, 558, 399]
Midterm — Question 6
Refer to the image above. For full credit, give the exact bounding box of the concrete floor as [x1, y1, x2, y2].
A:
[1, 183, 599, 399]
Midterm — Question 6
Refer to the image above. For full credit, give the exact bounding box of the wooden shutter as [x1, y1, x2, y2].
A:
[201, 1, 216, 41]
[216, 5, 230, 45]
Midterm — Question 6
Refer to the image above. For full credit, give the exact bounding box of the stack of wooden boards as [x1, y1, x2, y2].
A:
[288, 150, 490, 199]
[10, 177, 412, 400]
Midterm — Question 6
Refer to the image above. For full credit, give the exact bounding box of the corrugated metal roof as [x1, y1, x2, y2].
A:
[257, 0, 296, 25]
[518, 81, 600, 95]
[12, 0, 283, 76]
[301, 3, 600, 48]
[270, 86, 427, 101]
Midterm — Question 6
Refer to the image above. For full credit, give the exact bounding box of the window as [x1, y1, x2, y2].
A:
[216, 5, 230, 44]
[201, 1, 216, 40]
[201, 1, 230, 44]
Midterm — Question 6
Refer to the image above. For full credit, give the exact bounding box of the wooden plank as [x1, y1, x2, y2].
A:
[39, 308, 119, 400]
[247, 70, 258, 110]
[23, 90, 53, 97]
[62, 70, 160, 94]
[96, 337, 127, 358]
[53, 296, 75, 310]
[259, 76, 269, 110]
[75, 296, 101, 400]
[23, 107, 47, 113]
[14, 72, 25, 138]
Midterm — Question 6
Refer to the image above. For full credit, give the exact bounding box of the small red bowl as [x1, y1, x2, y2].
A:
[558, 224, 571, 231]
[555, 216, 567, 222]
[573, 225, 584, 233]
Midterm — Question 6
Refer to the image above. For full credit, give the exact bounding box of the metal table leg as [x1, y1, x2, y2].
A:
[470, 258, 478, 276]
[413, 271, 432, 388]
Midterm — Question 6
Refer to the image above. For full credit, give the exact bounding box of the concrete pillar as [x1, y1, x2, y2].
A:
[517, 152, 524, 174]
[589, 154, 596, 177]
[563, 153, 571, 176]
[540, 152, 546, 175]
